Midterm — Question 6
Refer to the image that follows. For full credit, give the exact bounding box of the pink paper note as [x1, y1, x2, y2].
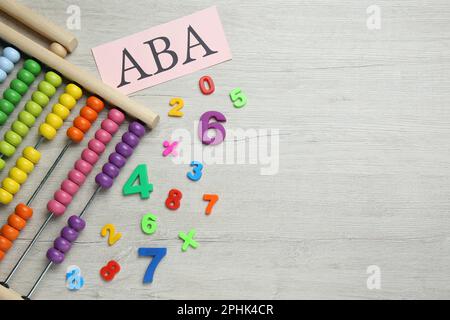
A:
[91, 6, 232, 95]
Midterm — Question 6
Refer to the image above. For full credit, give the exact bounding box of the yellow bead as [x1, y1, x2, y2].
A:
[16, 157, 34, 174]
[59, 93, 77, 110]
[0, 188, 13, 204]
[46, 113, 63, 130]
[52, 103, 70, 120]
[9, 167, 27, 184]
[65, 84, 83, 100]
[2, 177, 20, 195]
[23, 146, 41, 164]
[39, 123, 57, 140]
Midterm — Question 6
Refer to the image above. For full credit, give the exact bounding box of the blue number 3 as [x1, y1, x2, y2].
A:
[138, 248, 167, 283]
[187, 161, 203, 181]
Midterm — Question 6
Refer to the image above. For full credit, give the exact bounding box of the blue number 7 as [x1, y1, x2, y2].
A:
[138, 248, 167, 283]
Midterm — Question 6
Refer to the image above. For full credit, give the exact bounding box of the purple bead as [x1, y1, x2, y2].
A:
[122, 132, 139, 148]
[68, 215, 86, 232]
[116, 142, 133, 158]
[61, 226, 79, 242]
[109, 152, 126, 168]
[47, 247, 65, 264]
[54, 237, 72, 253]
[95, 172, 113, 188]
[129, 121, 146, 138]
[103, 163, 120, 178]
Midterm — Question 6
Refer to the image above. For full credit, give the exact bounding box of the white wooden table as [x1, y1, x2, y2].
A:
[1, 0, 450, 299]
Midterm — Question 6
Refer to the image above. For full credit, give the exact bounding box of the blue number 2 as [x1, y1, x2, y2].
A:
[187, 161, 203, 181]
[138, 248, 167, 283]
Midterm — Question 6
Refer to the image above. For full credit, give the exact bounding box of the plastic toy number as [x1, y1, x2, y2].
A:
[123, 164, 153, 199]
[138, 247, 167, 283]
[187, 161, 203, 181]
[66, 265, 84, 291]
[230, 88, 247, 108]
[100, 260, 121, 282]
[141, 213, 157, 235]
[203, 194, 219, 215]
[199, 76, 215, 95]
[198, 111, 227, 145]
[101, 223, 122, 246]
[168, 97, 184, 117]
[165, 189, 182, 210]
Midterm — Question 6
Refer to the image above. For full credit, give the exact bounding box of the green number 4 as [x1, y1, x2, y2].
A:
[123, 164, 153, 199]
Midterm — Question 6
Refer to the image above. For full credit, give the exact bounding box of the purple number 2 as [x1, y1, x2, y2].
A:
[198, 111, 227, 145]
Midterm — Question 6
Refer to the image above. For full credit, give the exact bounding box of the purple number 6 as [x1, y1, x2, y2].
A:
[198, 111, 227, 145]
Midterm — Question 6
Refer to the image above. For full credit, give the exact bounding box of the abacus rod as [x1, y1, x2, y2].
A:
[25, 261, 52, 299]
[33, 136, 45, 149]
[3, 213, 54, 284]
[24, 186, 102, 299]
[26, 141, 72, 205]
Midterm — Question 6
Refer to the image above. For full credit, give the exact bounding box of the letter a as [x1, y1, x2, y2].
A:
[183, 25, 218, 65]
[117, 48, 152, 88]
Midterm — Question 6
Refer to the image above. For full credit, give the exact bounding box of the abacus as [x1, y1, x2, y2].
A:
[0, 0, 159, 299]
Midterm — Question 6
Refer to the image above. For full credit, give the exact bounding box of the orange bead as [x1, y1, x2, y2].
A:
[80, 106, 98, 122]
[86, 96, 104, 113]
[0, 250, 4, 261]
[15, 203, 33, 220]
[67, 126, 84, 143]
[8, 214, 26, 231]
[73, 116, 91, 133]
[0, 235, 12, 252]
[1, 224, 19, 241]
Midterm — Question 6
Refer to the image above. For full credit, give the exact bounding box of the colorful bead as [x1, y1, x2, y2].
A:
[38, 81, 56, 97]
[46, 113, 64, 129]
[86, 96, 105, 112]
[116, 142, 133, 158]
[73, 116, 91, 132]
[39, 123, 56, 140]
[47, 200, 66, 216]
[2, 177, 20, 194]
[25, 101, 43, 117]
[23, 146, 41, 164]
[16, 157, 34, 173]
[75, 159, 93, 175]
[68, 216, 86, 232]
[101, 119, 119, 134]
[9, 167, 27, 184]
[0, 188, 12, 204]
[24, 59, 42, 76]
[53, 103, 70, 120]
[47, 247, 65, 264]
[44, 71, 61, 87]
[65, 84, 83, 100]
[11, 120, 29, 137]
[68, 169, 86, 186]
[15, 203, 33, 220]
[61, 226, 78, 242]
[0, 99, 14, 115]
[1, 225, 19, 241]
[4, 130, 22, 147]
[129, 121, 146, 137]
[95, 129, 112, 144]
[0, 112, 7, 125]
[88, 139, 106, 154]
[32, 91, 50, 107]
[3, 47, 20, 64]
[0, 57, 14, 74]
[109, 109, 126, 124]
[4, 88, 21, 105]
[17, 69, 35, 86]
[81, 149, 99, 165]
[0, 236, 12, 252]
[95, 173, 113, 189]
[122, 132, 139, 148]
[8, 214, 26, 230]
[67, 127, 84, 143]
[61, 179, 79, 195]
[102, 163, 120, 178]
[108, 152, 126, 168]
[54, 237, 71, 253]
[80, 106, 97, 122]
[0, 140, 15, 157]
[59, 93, 76, 109]
[18, 111, 36, 127]
[54, 190, 72, 206]
[10, 79, 28, 96]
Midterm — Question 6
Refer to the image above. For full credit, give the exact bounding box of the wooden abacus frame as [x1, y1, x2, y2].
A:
[0, 0, 159, 129]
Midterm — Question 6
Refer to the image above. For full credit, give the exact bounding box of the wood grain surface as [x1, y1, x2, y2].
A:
[1, 0, 450, 300]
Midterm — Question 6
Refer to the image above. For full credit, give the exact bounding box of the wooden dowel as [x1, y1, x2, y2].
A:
[0, 284, 23, 300]
[0, 0, 77, 53]
[0, 20, 160, 129]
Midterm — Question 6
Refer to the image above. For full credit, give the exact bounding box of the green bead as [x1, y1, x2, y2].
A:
[25, 101, 42, 117]
[32, 91, 49, 107]
[0, 111, 7, 125]
[11, 120, 29, 137]
[38, 81, 56, 97]
[4, 89, 21, 106]
[4, 130, 22, 147]
[18, 111, 35, 127]
[45, 71, 62, 88]
[10, 79, 28, 96]
[17, 69, 35, 86]
[0, 158, 4, 170]
[0, 99, 14, 115]
[23, 59, 41, 76]
[0, 140, 16, 157]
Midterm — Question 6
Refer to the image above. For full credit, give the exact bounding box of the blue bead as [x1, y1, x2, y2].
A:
[0, 69, 6, 83]
[0, 57, 14, 74]
[3, 47, 20, 64]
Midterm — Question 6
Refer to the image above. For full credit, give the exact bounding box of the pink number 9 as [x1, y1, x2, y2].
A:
[198, 111, 227, 145]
